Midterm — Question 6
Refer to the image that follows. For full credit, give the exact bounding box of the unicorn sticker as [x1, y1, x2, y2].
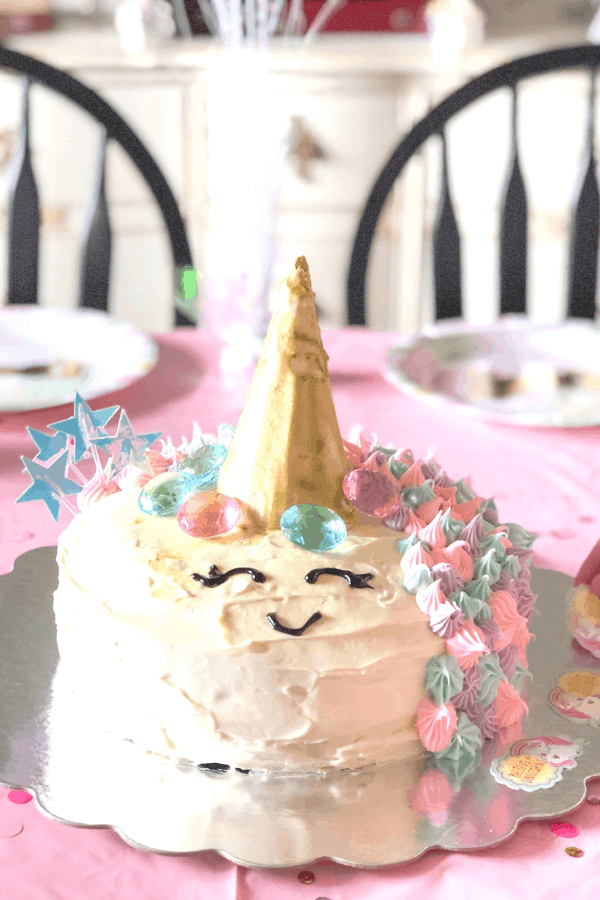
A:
[548, 669, 600, 728]
[490, 735, 584, 792]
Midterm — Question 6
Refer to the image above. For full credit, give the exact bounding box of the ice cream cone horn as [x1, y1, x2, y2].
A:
[217, 256, 355, 530]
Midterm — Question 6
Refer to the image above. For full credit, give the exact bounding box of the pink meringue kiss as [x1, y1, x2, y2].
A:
[445, 621, 488, 670]
[489, 590, 531, 650]
[494, 679, 528, 727]
[417, 497, 444, 524]
[415, 698, 457, 752]
[342, 469, 401, 518]
[430, 541, 474, 582]
[397, 462, 425, 488]
[177, 492, 242, 538]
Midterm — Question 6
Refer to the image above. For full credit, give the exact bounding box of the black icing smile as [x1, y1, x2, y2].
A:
[266, 611, 322, 636]
[304, 568, 374, 589]
[191, 565, 267, 586]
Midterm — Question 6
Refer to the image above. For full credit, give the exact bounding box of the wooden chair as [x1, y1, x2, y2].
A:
[1, 45, 195, 326]
[347, 44, 600, 328]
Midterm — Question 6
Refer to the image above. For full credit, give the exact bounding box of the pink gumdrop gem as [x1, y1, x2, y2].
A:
[550, 822, 579, 838]
[177, 491, 241, 538]
[8, 790, 32, 805]
[342, 469, 401, 518]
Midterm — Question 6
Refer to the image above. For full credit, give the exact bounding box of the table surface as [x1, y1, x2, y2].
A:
[2, 327, 600, 900]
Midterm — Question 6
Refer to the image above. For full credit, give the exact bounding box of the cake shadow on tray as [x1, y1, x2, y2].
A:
[5, 256, 556, 862]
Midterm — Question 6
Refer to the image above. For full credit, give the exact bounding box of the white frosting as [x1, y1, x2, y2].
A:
[54, 489, 444, 772]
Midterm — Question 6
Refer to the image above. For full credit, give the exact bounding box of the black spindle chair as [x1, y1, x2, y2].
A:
[2, 46, 195, 326]
[347, 45, 600, 327]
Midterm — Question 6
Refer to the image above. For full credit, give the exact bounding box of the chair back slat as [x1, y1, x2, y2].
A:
[499, 85, 528, 315]
[567, 67, 599, 320]
[433, 130, 462, 319]
[7, 78, 39, 306]
[79, 129, 112, 311]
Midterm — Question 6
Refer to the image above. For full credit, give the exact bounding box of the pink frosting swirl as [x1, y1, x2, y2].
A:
[430, 541, 474, 582]
[433, 484, 457, 505]
[382, 504, 410, 531]
[76, 473, 120, 511]
[397, 461, 425, 488]
[494, 680, 528, 727]
[416, 579, 448, 617]
[433, 468, 452, 488]
[489, 590, 530, 649]
[417, 497, 444, 524]
[445, 621, 488, 670]
[418, 510, 447, 549]
[458, 513, 486, 555]
[415, 698, 458, 752]
[478, 616, 503, 652]
[429, 601, 465, 638]
[404, 509, 427, 534]
[115, 465, 153, 491]
[451, 496, 482, 524]
[464, 702, 499, 740]
[402, 541, 434, 570]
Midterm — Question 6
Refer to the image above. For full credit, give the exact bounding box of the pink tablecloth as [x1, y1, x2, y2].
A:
[2, 328, 600, 899]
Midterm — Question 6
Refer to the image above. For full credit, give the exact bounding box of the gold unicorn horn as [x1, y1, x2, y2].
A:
[217, 256, 354, 530]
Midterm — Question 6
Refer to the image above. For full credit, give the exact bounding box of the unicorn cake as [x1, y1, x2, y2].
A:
[46, 257, 538, 777]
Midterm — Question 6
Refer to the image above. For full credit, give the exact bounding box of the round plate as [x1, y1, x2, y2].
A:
[0, 307, 158, 412]
[0, 550, 598, 867]
[385, 317, 600, 427]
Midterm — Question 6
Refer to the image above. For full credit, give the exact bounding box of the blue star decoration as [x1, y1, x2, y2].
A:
[26, 427, 67, 462]
[17, 451, 82, 522]
[92, 410, 161, 475]
[49, 393, 119, 463]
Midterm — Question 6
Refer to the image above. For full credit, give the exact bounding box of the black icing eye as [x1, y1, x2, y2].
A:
[191, 565, 267, 586]
[304, 568, 374, 589]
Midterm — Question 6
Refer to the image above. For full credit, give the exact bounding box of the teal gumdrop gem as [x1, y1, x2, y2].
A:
[138, 471, 199, 517]
[178, 443, 228, 490]
[280, 504, 347, 552]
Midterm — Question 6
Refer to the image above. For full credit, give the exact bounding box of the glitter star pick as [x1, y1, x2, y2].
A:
[18, 451, 82, 521]
[92, 410, 161, 475]
[49, 393, 119, 463]
[26, 428, 67, 462]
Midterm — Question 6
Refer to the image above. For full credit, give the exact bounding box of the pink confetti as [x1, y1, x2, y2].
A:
[8, 790, 32, 805]
[0, 819, 23, 838]
[550, 822, 579, 838]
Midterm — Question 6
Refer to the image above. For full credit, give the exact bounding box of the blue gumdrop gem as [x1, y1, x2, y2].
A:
[178, 443, 228, 490]
[280, 504, 347, 552]
[138, 471, 199, 517]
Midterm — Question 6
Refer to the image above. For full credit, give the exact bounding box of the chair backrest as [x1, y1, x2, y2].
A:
[347, 44, 600, 327]
[1, 45, 195, 326]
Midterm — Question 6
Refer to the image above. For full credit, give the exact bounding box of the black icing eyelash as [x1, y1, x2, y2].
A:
[304, 568, 374, 589]
[191, 565, 267, 587]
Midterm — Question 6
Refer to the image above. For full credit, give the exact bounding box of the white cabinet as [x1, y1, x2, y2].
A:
[3, 26, 589, 332]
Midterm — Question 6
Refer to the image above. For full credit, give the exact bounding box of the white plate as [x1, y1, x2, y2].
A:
[0, 307, 158, 412]
[385, 317, 600, 427]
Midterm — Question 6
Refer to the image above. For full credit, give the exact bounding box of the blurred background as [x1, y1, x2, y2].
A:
[0, 0, 597, 336]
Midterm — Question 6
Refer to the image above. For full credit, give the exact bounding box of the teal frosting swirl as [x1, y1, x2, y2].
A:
[452, 479, 476, 503]
[476, 653, 506, 707]
[472, 549, 502, 585]
[506, 523, 538, 549]
[389, 458, 409, 479]
[370, 440, 397, 458]
[425, 654, 465, 705]
[402, 480, 435, 509]
[403, 564, 433, 593]
[440, 508, 465, 543]
[396, 532, 420, 556]
[511, 663, 532, 694]
[452, 590, 491, 624]
[433, 712, 483, 781]
[465, 574, 492, 603]
[478, 533, 507, 561]
[500, 554, 521, 578]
